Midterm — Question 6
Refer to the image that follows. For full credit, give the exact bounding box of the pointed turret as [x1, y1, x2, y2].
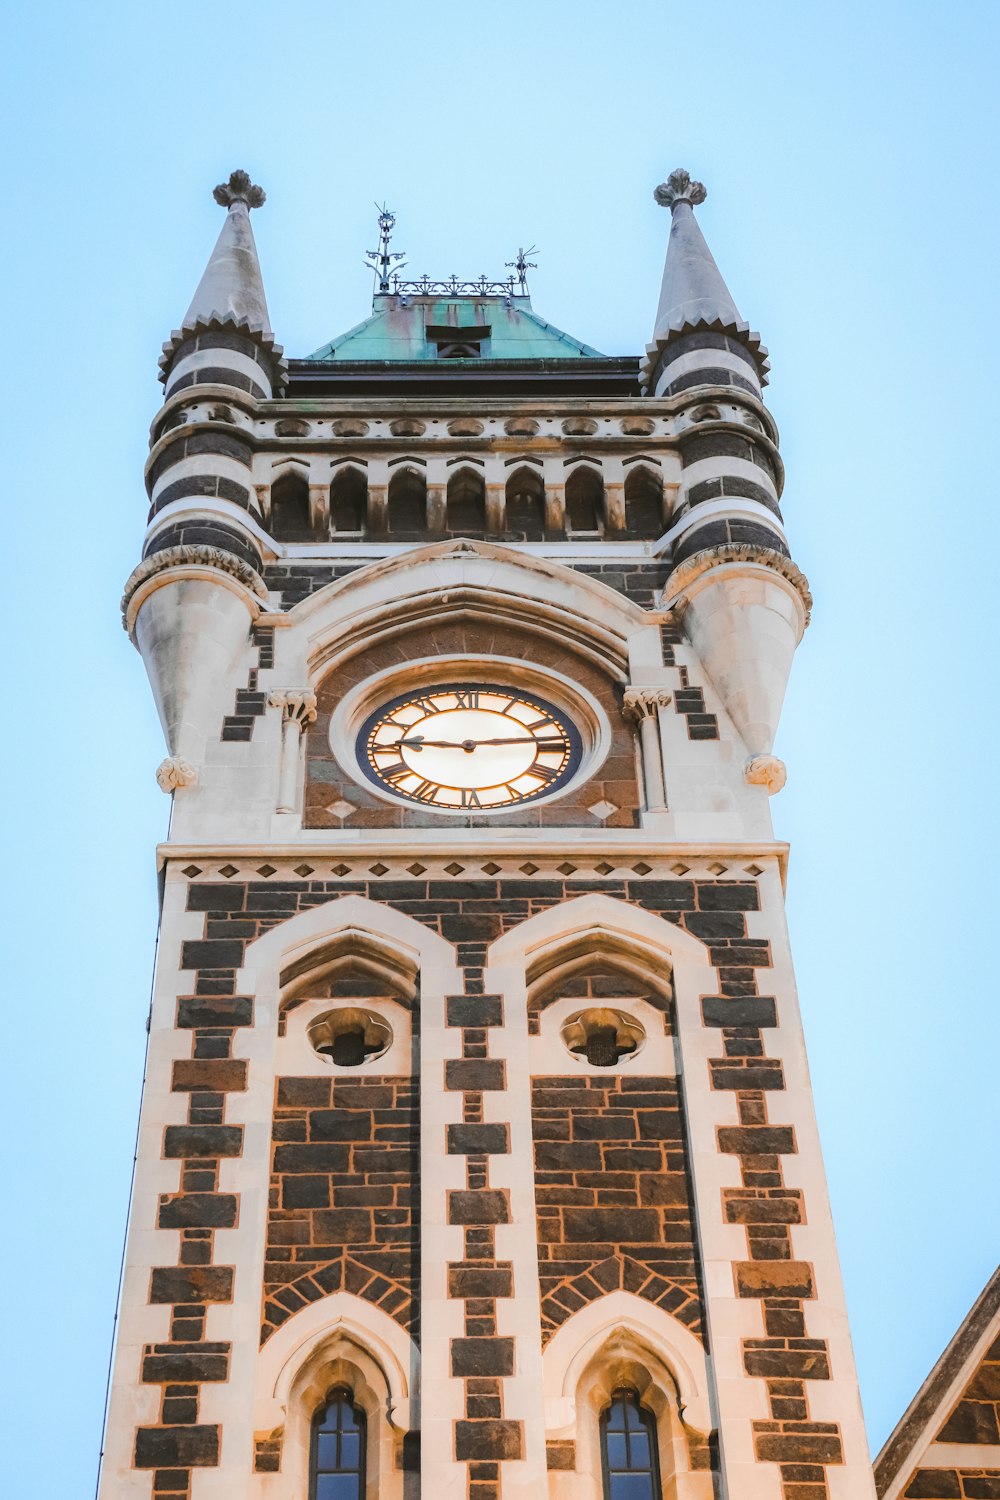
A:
[649, 170, 809, 793]
[123, 172, 283, 791]
[159, 170, 286, 398]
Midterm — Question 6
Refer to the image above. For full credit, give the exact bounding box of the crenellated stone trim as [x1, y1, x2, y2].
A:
[159, 312, 288, 392]
[664, 544, 813, 626]
[121, 545, 268, 628]
[642, 315, 771, 391]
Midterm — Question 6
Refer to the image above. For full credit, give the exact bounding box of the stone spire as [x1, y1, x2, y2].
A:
[641, 169, 768, 393]
[158, 170, 286, 394]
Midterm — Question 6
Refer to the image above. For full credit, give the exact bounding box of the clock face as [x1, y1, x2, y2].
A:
[359, 684, 580, 809]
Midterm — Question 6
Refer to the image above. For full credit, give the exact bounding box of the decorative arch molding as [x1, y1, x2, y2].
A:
[287, 540, 643, 681]
[489, 891, 711, 976]
[278, 927, 419, 1009]
[254, 1291, 417, 1434]
[251, 1294, 417, 1500]
[239, 892, 455, 1010]
[542, 1291, 711, 1437]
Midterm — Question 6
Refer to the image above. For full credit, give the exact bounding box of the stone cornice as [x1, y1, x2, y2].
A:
[121, 545, 268, 629]
[664, 544, 813, 626]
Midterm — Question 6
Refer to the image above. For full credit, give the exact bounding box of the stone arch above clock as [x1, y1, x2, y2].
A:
[303, 618, 641, 830]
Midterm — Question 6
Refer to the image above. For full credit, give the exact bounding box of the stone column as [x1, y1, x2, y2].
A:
[601, 456, 627, 534]
[267, 689, 317, 814]
[541, 457, 565, 535]
[623, 688, 672, 812]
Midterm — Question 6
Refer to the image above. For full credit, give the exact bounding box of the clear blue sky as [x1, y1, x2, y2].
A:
[2, 2, 997, 1490]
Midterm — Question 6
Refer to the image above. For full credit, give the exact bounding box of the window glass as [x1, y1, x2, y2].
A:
[311, 1388, 365, 1500]
[601, 1389, 661, 1500]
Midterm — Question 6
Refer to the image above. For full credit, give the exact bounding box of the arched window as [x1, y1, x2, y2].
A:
[505, 465, 545, 541]
[388, 467, 426, 536]
[271, 471, 314, 540]
[566, 465, 604, 535]
[310, 1386, 366, 1500]
[330, 467, 367, 534]
[446, 467, 486, 534]
[600, 1388, 661, 1500]
[624, 466, 664, 537]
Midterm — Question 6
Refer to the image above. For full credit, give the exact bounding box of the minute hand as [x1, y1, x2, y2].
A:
[394, 735, 566, 750]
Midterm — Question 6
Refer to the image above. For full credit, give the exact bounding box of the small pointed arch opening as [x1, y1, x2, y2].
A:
[271, 470, 314, 541]
[387, 466, 426, 537]
[505, 464, 546, 541]
[600, 1388, 662, 1500]
[566, 463, 604, 536]
[310, 1386, 366, 1500]
[446, 465, 486, 536]
[624, 464, 664, 537]
[330, 466, 367, 534]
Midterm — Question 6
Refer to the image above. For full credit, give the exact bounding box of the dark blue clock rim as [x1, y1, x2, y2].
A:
[356, 681, 583, 807]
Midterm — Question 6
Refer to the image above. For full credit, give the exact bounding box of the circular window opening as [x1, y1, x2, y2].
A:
[561, 1008, 646, 1068]
[308, 1008, 393, 1067]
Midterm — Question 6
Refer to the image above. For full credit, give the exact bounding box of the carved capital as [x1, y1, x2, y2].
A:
[156, 756, 197, 793]
[745, 754, 787, 794]
[654, 168, 707, 210]
[623, 688, 673, 723]
[268, 689, 317, 727]
[213, 169, 265, 210]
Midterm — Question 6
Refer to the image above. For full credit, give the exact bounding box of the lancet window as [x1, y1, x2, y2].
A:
[600, 1389, 662, 1500]
[310, 1387, 366, 1500]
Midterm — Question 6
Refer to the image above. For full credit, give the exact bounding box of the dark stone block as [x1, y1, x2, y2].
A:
[150, 1266, 234, 1304]
[742, 1344, 830, 1380]
[572, 1115, 637, 1141]
[181, 939, 246, 970]
[636, 1110, 682, 1141]
[283, 1176, 330, 1209]
[276, 1077, 330, 1107]
[312, 1209, 374, 1244]
[938, 1399, 1000, 1443]
[904, 1473, 962, 1499]
[753, 1431, 842, 1465]
[171, 1059, 247, 1093]
[680, 430, 754, 466]
[718, 1125, 795, 1156]
[701, 996, 776, 1028]
[187, 884, 245, 912]
[447, 1264, 514, 1299]
[273, 1143, 351, 1173]
[445, 1059, 505, 1091]
[163, 1125, 243, 1158]
[447, 996, 503, 1027]
[134, 1425, 220, 1469]
[176, 996, 253, 1028]
[534, 1141, 602, 1171]
[157, 1194, 237, 1229]
[562, 1207, 659, 1242]
[142, 1350, 229, 1384]
[451, 1337, 515, 1377]
[724, 1194, 802, 1225]
[546, 1441, 577, 1471]
[309, 1111, 375, 1142]
[736, 1261, 815, 1299]
[710, 1063, 785, 1091]
[447, 1124, 509, 1155]
[448, 1189, 510, 1224]
[455, 1419, 524, 1461]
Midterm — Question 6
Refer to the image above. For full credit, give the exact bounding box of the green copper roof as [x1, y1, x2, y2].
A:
[306, 294, 605, 362]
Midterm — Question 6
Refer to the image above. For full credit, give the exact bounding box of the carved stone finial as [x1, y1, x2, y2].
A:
[213, 170, 266, 210]
[654, 168, 707, 210]
[745, 754, 787, 795]
[156, 756, 197, 793]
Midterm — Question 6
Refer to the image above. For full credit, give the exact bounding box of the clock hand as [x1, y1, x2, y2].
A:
[387, 735, 565, 752]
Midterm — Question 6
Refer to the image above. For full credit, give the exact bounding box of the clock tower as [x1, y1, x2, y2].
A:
[100, 169, 877, 1500]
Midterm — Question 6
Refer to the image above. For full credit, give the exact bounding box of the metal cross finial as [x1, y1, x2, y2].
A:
[213, 170, 266, 210]
[364, 203, 407, 293]
[505, 244, 538, 294]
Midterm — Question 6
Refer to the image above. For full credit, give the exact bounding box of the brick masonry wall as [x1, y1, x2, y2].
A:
[531, 1074, 701, 1340]
[263, 1074, 418, 1344]
[131, 866, 840, 1500]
